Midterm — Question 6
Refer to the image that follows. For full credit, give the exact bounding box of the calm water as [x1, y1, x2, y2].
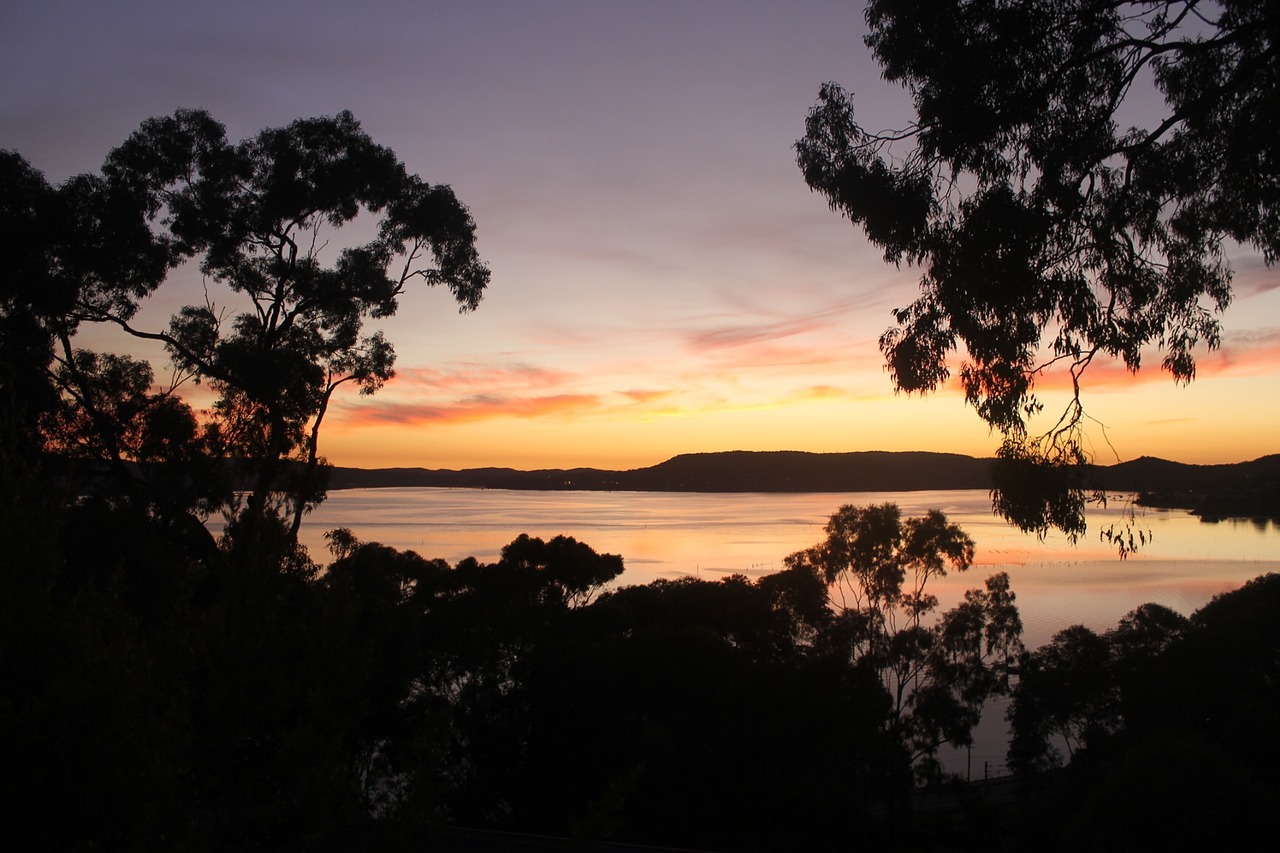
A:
[301, 487, 1279, 647]
[300, 486, 1279, 776]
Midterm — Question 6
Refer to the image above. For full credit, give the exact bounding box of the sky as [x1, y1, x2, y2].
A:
[3, 0, 1278, 471]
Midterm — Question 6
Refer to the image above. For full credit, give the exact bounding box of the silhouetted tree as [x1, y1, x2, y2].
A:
[0, 152, 74, 462]
[786, 504, 1023, 778]
[497, 532, 625, 608]
[13, 110, 936, 850]
[506, 619, 898, 851]
[1007, 603, 1192, 774]
[798, 1, 1278, 538]
[3, 109, 488, 558]
[1007, 624, 1120, 772]
[1006, 578, 1280, 849]
[431, 563, 901, 850]
[0, 474, 399, 850]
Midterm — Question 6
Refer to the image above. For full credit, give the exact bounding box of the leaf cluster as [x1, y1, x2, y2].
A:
[2, 110, 489, 551]
[798, 1, 1277, 535]
[1006, 576, 1280, 848]
[786, 503, 1024, 776]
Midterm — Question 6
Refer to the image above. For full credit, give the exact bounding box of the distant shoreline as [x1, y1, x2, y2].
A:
[328, 449, 1280, 520]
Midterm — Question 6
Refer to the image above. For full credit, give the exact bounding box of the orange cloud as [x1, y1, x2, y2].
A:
[620, 389, 674, 404]
[971, 327, 1280, 398]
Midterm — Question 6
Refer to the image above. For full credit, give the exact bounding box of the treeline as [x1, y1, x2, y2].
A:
[0, 481, 1011, 851]
[1007, 575, 1280, 849]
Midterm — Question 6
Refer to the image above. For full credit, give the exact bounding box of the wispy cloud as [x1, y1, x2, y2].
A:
[620, 388, 674, 404]
[340, 393, 603, 427]
[684, 315, 830, 351]
[1028, 328, 1280, 391]
[393, 363, 577, 392]
[797, 384, 844, 400]
[1229, 254, 1280, 298]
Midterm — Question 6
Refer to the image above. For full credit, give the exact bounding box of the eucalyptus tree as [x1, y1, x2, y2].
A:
[4, 110, 488, 552]
[786, 503, 1023, 775]
[798, 0, 1278, 538]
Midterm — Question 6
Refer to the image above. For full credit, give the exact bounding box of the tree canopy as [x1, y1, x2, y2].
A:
[785, 503, 1023, 777]
[2, 110, 489, 554]
[797, 0, 1278, 538]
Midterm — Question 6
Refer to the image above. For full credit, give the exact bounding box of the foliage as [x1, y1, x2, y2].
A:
[496, 532, 625, 608]
[785, 503, 1024, 777]
[1007, 602, 1193, 773]
[21, 478, 1277, 848]
[0, 151, 75, 458]
[797, 0, 1278, 536]
[1, 110, 488, 556]
[1006, 579, 1280, 848]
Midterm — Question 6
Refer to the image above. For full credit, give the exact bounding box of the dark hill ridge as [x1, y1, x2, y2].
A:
[328, 451, 992, 492]
[1107, 454, 1280, 520]
[623, 450, 993, 491]
[1103, 454, 1280, 491]
[329, 451, 1280, 515]
[59, 450, 1275, 520]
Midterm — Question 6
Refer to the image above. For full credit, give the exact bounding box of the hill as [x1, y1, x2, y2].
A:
[330, 451, 1278, 517]
[328, 450, 994, 493]
[1105, 454, 1280, 520]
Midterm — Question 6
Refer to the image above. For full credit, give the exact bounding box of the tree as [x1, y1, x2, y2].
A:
[1004, 581, 1280, 848]
[797, 1, 1278, 538]
[497, 533, 625, 608]
[786, 503, 1023, 776]
[1006, 624, 1120, 772]
[3, 110, 489, 553]
[0, 152, 73, 460]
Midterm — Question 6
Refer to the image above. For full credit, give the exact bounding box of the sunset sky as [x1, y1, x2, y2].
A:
[4, 0, 1278, 471]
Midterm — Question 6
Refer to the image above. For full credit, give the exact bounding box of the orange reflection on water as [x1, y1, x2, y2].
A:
[302, 487, 1279, 649]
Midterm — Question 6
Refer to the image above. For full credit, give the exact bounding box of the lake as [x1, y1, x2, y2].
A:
[300, 486, 1280, 776]
[301, 487, 1279, 648]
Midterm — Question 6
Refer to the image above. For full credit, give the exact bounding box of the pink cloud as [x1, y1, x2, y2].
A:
[691, 317, 819, 350]
[620, 389, 674, 404]
[340, 393, 602, 427]
[798, 384, 844, 400]
[1024, 329, 1280, 391]
[1229, 255, 1280, 298]
[694, 337, 881, 375]
[684, 316, 828, 351]
[392, 363, 577, 393]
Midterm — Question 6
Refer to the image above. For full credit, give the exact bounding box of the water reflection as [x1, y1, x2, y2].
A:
[303, 487, 1279, 648]
[301, 486, 1279, 777]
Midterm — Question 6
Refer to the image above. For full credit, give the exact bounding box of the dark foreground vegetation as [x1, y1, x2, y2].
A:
[5, 467, 1280, 851]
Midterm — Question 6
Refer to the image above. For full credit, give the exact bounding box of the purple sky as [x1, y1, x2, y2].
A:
[4, 1, 1277, 469]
